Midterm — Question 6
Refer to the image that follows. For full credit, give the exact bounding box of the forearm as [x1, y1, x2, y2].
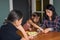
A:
[30, 22, 44, 31]
[16, 25, 29, 40]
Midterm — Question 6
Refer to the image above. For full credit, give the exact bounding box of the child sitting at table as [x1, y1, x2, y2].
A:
[23, 12, 44, 32]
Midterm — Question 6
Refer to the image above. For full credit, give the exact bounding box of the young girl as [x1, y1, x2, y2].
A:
[23, 12, 44, 32]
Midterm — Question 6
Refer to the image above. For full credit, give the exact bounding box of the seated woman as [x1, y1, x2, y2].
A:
[23, 12, 44, 32]
[42, 4, 60, 33]
[0, 10, 29, 40]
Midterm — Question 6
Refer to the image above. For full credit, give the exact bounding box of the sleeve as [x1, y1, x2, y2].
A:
[40, 19, 47, 29]
[8, 30, 21, 40]
[1, 26, 21, 40]
[53, 16, 60, 31]
[6, 30, 21, 40]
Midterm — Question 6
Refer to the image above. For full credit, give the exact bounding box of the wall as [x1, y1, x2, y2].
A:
[0, 0, 9, 26]
[0, 0, 60, 26]
[0, 0, 30, 26]
[54, 0, 60, 16]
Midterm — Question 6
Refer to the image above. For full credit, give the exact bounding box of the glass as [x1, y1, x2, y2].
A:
[36, 0, 41, 11]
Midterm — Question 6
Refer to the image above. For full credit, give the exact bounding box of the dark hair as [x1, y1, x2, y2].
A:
[44, 4, 57, 21]
[30, 12, 40, 23]
[7, 9, 23, 22]
[32, 12, 40, 17]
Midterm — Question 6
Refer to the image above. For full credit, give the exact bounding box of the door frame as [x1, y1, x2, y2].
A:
[9, 0, 13, 11]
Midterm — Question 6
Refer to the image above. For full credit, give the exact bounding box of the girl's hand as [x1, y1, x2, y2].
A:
[29, 36, 34, 40]
[28, 28, 32, 31]
[38, 27, 45, 33]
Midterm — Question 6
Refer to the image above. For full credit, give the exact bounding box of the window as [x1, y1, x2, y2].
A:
[32, 0, 53, 23]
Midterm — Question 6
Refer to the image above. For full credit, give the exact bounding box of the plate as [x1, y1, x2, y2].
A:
[27, 31, 38, 36]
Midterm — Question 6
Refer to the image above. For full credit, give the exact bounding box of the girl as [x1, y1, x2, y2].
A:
[43, 4, 60, 33]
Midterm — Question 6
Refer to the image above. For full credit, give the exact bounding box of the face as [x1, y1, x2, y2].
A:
[46, 9, 53, 17]
[14, 18, 23, 26]
[33, 16, 40, 23]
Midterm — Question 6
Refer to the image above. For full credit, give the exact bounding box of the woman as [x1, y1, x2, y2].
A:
[43, 4, 60, 33]
[23, 12, 44, 32]
[0, 10, 29, 40]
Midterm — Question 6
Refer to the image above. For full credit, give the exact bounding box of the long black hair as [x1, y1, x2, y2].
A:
[44, 4, 57, 21]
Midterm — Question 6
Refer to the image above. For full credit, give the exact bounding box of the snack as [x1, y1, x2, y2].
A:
[27, 31, 38, 36]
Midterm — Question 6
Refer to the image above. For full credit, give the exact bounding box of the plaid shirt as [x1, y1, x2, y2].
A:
[42, 16, 60, 31]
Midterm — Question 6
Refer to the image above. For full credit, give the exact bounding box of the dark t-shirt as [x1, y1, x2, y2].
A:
[0, 22, 21, 40]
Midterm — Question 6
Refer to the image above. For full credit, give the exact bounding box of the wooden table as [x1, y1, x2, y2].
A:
[33, 32, 60, 40]
[16, 30, 60, 40]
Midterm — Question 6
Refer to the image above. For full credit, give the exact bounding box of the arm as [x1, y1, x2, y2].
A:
[16, 25, 29, 40]
[42, 20, 54, 33]
[50, 16, 60, 32]
[44, 16, 60, 33]
[54, 16, 60, 31]
[28, 20, 44, 32]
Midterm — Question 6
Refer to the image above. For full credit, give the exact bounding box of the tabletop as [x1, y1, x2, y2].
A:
[33, 32, 60, 40]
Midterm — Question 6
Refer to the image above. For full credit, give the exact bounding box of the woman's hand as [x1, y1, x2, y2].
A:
[44, 28, 53, 33]
[29, 36, 34, 40]
[21, 37, 29, 40]
[21, 38, 26, 40]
